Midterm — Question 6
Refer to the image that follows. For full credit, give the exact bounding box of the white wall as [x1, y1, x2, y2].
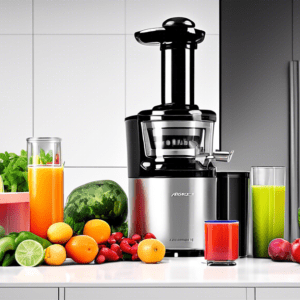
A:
[0, 0, 219, 202]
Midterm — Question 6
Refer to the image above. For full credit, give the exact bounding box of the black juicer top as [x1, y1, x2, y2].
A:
[134, 17, 210, 114]
[125, 17, 219, 178]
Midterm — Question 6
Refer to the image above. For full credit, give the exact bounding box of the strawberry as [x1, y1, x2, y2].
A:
[144, 233, 156, 239]
[112, 232, 123, 243]
[108, 235, 117, 245]
[95, 254, 106, 264]
[132, 234, 142, 243]
[132, 253, 140, 261]
[100, 247, 119, 262]
[98, 244, 108, 251]
[122, 238, 137, 245]
[120, 240, 133, 254]
[130, 243, 139, 255]
[110, 243, 122, 258]
[54, 154, 59, 164]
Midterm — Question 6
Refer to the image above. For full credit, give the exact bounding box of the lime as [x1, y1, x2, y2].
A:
[0, 175, 4, 193]
[15, 240, 45, 267]
[0, 225, 5, 238]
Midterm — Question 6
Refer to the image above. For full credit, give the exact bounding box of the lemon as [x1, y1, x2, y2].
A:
[44, 244, 66, 266]
[15, 240, 45, 267]
[137, 239, 166, 264]
[47, 222, 73, 244]
[0, 175, 4, 193]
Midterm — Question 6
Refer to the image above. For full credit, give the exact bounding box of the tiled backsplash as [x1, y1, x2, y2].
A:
[0, 0, 219, 201]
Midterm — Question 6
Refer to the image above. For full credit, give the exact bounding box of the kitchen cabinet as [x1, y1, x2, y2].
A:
[0, 288, 58, 300]
[65, 288, 246, 300]
[256, 288, 300, 300]
[0, 258, 300, 299]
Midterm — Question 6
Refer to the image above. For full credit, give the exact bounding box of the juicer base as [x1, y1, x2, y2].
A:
[165, 249, 204, 257]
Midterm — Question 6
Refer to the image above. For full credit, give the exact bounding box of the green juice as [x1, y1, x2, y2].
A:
[252, 185, 285, 258]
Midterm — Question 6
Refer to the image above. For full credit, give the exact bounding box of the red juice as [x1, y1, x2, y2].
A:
[205, 221, 239, 263]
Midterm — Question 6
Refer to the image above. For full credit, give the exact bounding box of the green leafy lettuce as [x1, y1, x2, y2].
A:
[0, 150, 29, 192]
[64, 180, 128, 235]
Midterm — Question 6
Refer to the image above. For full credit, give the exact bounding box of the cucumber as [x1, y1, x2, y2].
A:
[15, 231, 52, 249]
[8, 232, 19, 239]
[0, 236, 16, 262]
[2, 251, 16, 267]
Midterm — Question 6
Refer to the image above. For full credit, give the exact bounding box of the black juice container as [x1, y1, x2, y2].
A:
[217, 172, 250, 257]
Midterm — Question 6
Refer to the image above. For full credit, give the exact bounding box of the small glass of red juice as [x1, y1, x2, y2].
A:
[205, 220, 239, 266]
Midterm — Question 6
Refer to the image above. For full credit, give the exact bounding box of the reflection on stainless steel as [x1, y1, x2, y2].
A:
[128, 178, 217, 250]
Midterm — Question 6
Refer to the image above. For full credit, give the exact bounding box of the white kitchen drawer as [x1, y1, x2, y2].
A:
[65, 287, 246, 300]
[256, 288, 300, 300]
[0, 288, 58, 300]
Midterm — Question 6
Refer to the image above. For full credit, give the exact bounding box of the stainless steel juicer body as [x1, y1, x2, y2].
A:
[128, 177, 217, 251]
[125, 17, 233, 256]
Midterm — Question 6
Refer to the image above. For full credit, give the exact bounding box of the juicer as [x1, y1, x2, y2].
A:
[125, 17, 233, 257]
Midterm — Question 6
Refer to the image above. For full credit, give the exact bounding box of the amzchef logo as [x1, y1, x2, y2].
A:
[171, 192, 194, 197]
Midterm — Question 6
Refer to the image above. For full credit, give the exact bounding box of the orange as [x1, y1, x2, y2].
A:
[65, 235, 98, 264]
[44, 244, 66, 266]
[83, 219, 111, 244]
[137, 239, 166, 264]
[47, 222, 73, 244]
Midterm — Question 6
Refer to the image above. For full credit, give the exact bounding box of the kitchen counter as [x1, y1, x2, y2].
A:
[1, 257, 300, 300]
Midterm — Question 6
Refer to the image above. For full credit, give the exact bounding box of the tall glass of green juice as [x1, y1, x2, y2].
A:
[251, 167, 286, 258]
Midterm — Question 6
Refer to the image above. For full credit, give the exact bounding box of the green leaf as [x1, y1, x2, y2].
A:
[45, 150, 53, 163]
[39, 149, 47, 164]
[8, 153, 18, 159]
[0, 150, 29, 193]
[20, 150, 27, 157]
[11, 183, 17, 193]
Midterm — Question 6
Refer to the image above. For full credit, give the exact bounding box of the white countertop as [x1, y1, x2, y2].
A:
[1, 257, 300, 288]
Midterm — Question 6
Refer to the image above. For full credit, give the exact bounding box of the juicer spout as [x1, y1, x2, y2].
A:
[212, 150, 234, 162]
[200, 150, 234, 166]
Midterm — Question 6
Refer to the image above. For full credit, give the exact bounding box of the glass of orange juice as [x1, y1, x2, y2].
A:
[27, 137, 64, 238]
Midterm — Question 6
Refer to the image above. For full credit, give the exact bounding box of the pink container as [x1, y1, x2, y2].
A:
[0, 192, 30, 233]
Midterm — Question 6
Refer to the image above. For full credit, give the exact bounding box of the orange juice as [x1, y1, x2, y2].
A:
[29, 166, 64, 238]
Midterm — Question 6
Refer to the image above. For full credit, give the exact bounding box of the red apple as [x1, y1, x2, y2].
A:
[268, 238, 291, 261]
[291, 238, 300, 263]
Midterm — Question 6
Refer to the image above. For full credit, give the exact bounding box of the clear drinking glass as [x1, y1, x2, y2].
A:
[251, 167, 286, 258]
[205, 220, 239, 266]
[27, 137, 64, 238]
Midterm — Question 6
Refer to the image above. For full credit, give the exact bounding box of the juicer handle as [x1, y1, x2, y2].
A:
[206, 151, 234, 163]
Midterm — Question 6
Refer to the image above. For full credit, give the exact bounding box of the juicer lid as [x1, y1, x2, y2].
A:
[135, 17, 205, 50]
[133, 17, 215, 115]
